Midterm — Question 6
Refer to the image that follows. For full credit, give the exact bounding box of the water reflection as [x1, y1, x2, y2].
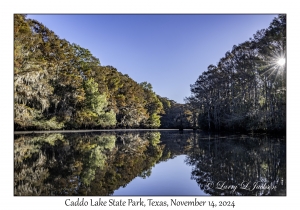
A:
[186, 134, 286, 196]
[14, 131, 286, 196]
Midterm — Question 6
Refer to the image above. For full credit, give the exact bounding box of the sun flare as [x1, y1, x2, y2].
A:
[277, 58, 286, 66]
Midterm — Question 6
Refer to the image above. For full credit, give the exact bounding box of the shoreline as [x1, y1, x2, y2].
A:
[14, 129, 194, 134]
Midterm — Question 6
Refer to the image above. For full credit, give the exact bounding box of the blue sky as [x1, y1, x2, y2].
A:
[28, 14, 278, 103]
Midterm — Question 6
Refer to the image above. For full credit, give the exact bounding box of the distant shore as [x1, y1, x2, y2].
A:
[14, 129, 195, 134]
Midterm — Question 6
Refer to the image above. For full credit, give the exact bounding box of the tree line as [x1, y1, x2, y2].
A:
[14, 14, 285, 132]
[14, 14, 190, 130]
[185, 15, 286, 133]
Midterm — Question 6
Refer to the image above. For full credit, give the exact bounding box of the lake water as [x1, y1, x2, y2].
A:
[14, 130, 286, 196]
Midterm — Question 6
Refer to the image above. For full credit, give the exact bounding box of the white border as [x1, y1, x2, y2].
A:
[3, 1, 297, 209]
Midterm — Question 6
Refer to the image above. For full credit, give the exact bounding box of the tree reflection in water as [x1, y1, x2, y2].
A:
[185, 133, 286, 196]
[14, 131, 286, 196]
[14, 132, 164, 196]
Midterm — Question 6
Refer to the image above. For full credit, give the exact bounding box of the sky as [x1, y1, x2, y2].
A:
[27, 14, 278, 103]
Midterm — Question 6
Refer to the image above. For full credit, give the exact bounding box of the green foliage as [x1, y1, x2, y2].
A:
[32, 117, 64, 130]
[80, 135, 116, 185]
[145, 132, 161, 145]
[97, 110, 117, 128]
[147, 113, 161, 128]
[83, 78, 108, 115]
[76, 78, 116, 128]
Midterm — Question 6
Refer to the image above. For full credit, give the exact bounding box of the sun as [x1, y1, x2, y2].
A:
[258, 53, 286, 84]
[277, 58, 286, 66]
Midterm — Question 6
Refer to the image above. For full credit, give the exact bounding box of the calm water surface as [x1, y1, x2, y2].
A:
[14, 131, 286, 196]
